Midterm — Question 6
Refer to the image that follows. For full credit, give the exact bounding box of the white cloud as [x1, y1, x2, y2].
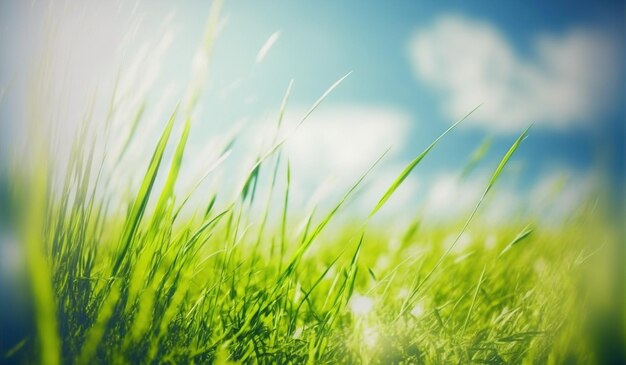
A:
[409, 15, 621, 132]
[424, 173, 484, 218]
[286, 106, 409, 177]
[528, 170, 594, 221]
[421, 168, 594, 224]
[206, 104, 414, 222]
[284, 105, 412, 208]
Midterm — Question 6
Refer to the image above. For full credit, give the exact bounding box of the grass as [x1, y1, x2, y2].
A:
[0, 12, 623, 365]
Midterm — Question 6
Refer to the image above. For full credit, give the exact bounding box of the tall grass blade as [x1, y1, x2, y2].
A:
[150, 117, 191, 229]
[369, 104, 481, 217]
[111, 105, 179, 276]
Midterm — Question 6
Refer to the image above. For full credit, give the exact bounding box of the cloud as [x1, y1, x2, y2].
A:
[528, 170, 594, 220]
[222, 104, 413, 216]
[285, 105, 410, 185]
[421, 168, 594, 224]
[409, 15, 621, 132]
[283, 105, 413, 211]
[424, 173, 485, 219]
[195, 104, 413, 221]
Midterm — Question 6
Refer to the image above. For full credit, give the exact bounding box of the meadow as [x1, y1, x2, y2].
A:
[1, 71, 622, 364]
[0, 5, 623, 364]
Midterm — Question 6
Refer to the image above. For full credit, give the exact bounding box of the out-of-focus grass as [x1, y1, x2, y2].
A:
[0, 5, 623, 365]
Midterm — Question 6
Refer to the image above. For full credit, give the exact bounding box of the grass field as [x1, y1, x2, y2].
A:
[0, 4, 624, 363]
[0, 73, 623, 364]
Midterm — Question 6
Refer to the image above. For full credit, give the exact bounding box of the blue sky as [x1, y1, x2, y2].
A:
[206, 0, 624, 174]
[197, 0, 624, 217]
[0, 0, 623, 222]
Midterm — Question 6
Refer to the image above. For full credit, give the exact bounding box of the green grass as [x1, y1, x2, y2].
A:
[1, 16, 623, 364]
[3, 86, 622, 365]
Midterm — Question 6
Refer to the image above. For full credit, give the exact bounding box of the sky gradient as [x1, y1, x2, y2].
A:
[0, 0, 623, 222]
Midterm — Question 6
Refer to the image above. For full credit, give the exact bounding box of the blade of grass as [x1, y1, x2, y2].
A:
[111, 105, 179, 277]
[461, 135, 492, 178]
[150, 117, 191, 230]
[461, 265, 486, 335]
[499, 224, 534, 258]
[369, 104, 482, 218]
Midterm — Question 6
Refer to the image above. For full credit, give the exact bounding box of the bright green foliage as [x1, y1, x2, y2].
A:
[2, 63, 621, 365]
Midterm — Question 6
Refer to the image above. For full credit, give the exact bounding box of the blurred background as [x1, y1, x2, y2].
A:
[0, 0, 623, 224]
